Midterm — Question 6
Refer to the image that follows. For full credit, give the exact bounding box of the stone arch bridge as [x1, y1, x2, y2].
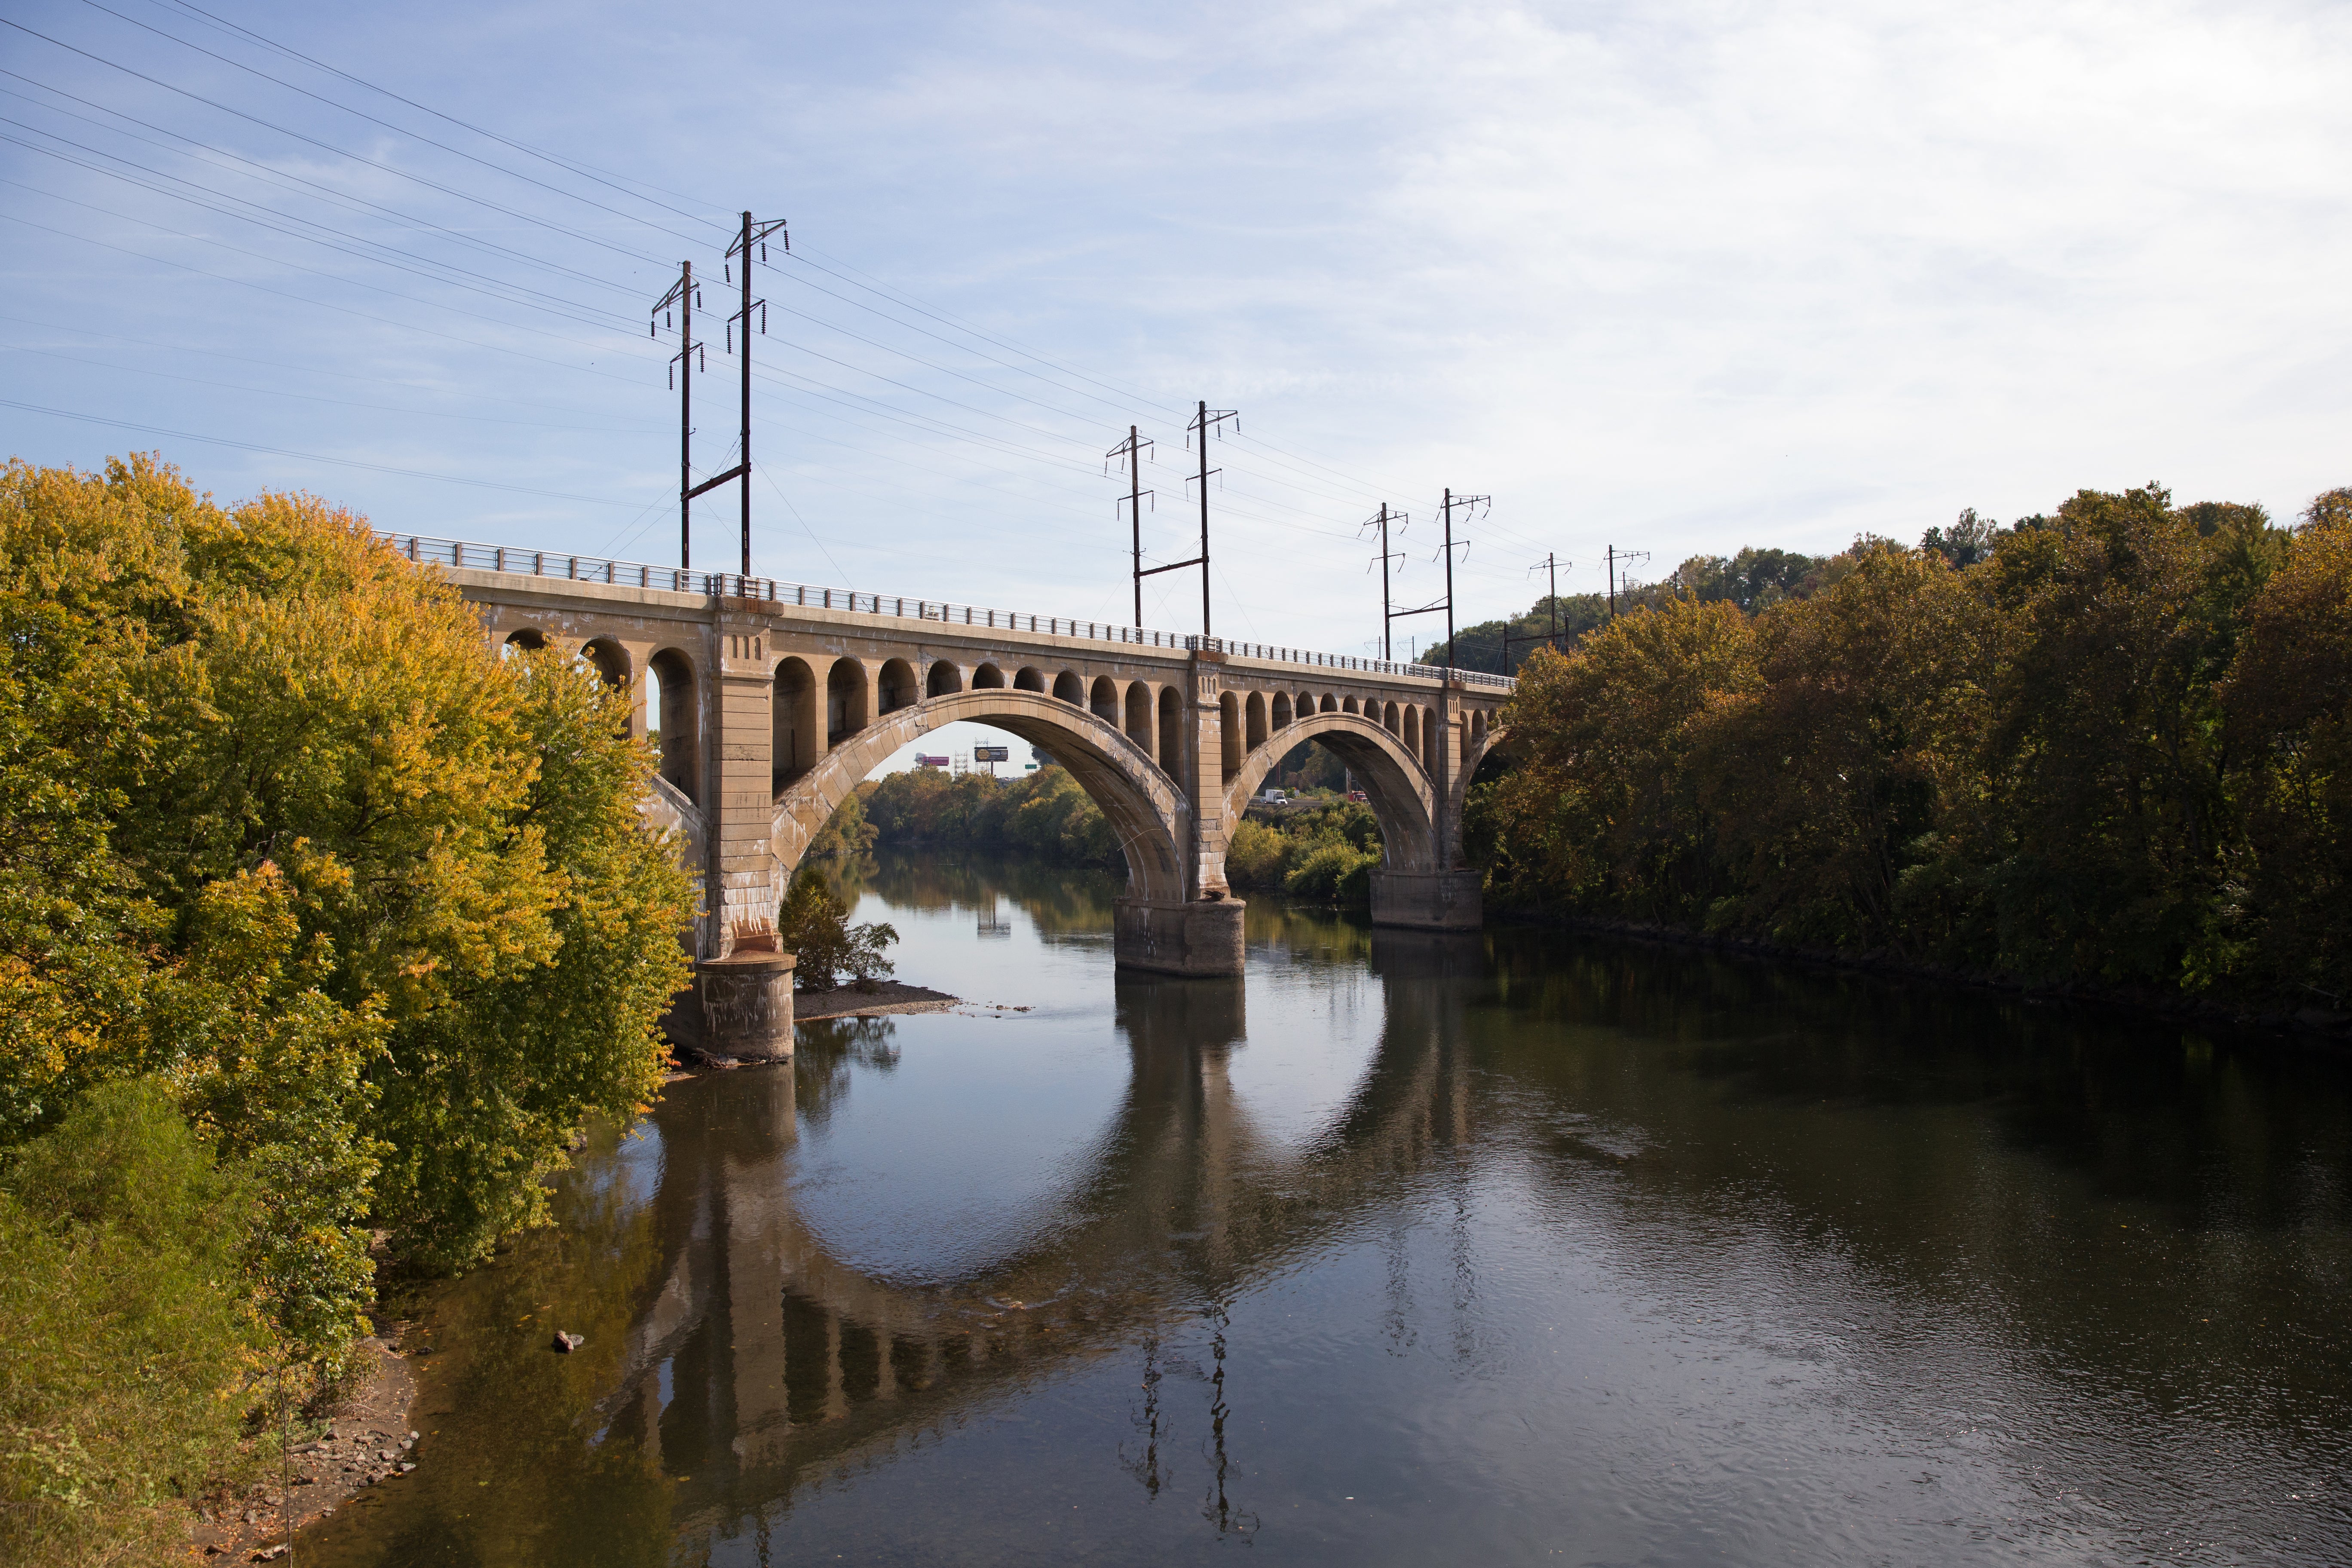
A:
[389, 535, 1509, 1026]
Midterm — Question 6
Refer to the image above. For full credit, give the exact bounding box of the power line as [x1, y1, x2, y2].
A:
[150, 0, 734, 233]
[0, 16, 677, 266]
[0, 394, 653, 508]
[74, 0, 717, 249]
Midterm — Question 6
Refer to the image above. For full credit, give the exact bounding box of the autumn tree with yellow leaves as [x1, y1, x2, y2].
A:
[0, 454, 691, 1562]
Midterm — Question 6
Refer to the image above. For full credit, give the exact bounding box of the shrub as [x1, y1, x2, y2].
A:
[1284, 841, 1377, 907]
[0, 1078, 269, 1568]
[778, 869, 899, 992]
[1225, 820, 1289, 890]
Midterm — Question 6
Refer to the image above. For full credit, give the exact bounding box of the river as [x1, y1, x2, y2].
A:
[304, 852, 2352, 1566]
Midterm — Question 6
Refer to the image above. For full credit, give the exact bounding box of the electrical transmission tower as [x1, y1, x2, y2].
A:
[1360, 503, 1410, 660]
[650, 213, 788, 576]
[650, 260, 702, 568]
[1389, 488, 1486, 670]
[1603, 545, 1651, 622]
[716, 211, 789, 577]
[1500, 551, 1570, 673]
[1142, 401, 1237, 637]
[1106, 425, 1155, 626]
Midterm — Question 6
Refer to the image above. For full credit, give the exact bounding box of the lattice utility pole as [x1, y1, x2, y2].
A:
[1106, 425, 1155, 625]
[649, 260, 701, 567]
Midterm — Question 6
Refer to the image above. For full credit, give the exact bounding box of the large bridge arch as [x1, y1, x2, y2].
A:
[1221, 711, 1439, 873]
[772, 689, 1192, 900]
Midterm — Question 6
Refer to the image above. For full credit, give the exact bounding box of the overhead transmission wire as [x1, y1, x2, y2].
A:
[0, 309, 657, 420]
[150, 0, 735, 231]
[0, 208, 666, 392]
[0, 122, 653, 333]
[0, 393, 650, 508]
[1, 343, 663, 432]
[0, 178, 668, 367]
[22, 6, 1536, 598]
[0, 17, 677, 267]
[72, 0, 719, 249]
[26, 10, 1433, 553]
[0, 71, 650, 296]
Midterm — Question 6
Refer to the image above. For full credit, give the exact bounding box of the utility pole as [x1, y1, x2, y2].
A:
[650, 260, 700, 567]
[1106, 425, 1154, 625]
[1139, 401, 1235, 637]
[1362, 503, 1409, 660]
[1604, 545, 1651, 622]
[1500, 551, 1570, 673]
[1436, 487, 1487, 673]
[717, 211, 789, 577]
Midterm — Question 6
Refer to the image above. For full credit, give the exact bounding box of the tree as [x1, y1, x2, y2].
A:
[0, 453, 695, 1290]
[777, 869, 898, 992]
[1485, 594, 1757, 919]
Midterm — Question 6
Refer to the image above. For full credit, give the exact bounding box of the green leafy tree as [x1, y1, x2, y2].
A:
[0, 1078, 271, 1568]
[778, 868, 898, 992]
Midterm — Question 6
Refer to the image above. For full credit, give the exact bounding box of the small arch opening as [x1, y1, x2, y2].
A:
[1342, 696, 1361, 716]
[878, 658, 919, 716]
[1245, 691, 1268, 752]
[1125, 681, 1155, 760]
[502, 627, 548, 657]
[973, 662, 1006, 689]
[648, 647, 697, 803]
[926, 660, 963, 698]
[1014, 667, 1046, 693]
[1382, 701, 1401, 735]
[1090, 675, 1120, 725]
[579, 637, 629, 689]
[775, 657, 817, 790]
[1319, 693, 1337, 714]
[1219, 691, 1242, 782]
[1272, 692, 1293, 729]
[1053, 670, 1084, 705]
[1158, 686, 1183, 775]
[827, 658, 870, 744]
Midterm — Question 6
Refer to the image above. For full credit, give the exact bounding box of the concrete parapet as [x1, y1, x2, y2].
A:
[1369, 869, 1483, 931]
[1114, 895, 1247, 976]
[692, 951, 797, 1060]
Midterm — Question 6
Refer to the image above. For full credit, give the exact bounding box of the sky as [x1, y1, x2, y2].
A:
[4, 0, 2348, 678]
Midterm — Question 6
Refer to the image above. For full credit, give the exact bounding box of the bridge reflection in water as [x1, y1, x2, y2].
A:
[601, 921, 1483, 1561]
[306, 855, 2352, 1568]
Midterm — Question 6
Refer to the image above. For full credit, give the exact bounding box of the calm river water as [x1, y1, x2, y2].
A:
[307, 854, 2352, 1566]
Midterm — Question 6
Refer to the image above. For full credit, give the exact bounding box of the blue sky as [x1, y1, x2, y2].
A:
[5, 0, 2348, 668]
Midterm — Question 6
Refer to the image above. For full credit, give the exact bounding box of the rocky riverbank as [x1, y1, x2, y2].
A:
[189, 1322, 423, 1561]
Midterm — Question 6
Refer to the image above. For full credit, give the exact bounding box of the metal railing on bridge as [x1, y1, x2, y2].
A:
[383, 532, 1517, 692]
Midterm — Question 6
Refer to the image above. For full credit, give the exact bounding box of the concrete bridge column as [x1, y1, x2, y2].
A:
[1369, 677, 1483, 931]
[690, 600, 796, 1058]
[1112, 650, 1244, 976]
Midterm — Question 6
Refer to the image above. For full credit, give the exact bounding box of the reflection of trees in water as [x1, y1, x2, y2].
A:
[854, 849, 1125, 932]
[322, 909, 2352, 1568]
[788, 1018, 900, 1131]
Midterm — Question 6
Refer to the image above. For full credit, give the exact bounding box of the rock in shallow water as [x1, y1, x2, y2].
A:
[552, 1330, 585, 1353]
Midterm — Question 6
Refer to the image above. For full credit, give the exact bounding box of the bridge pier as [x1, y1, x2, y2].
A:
[1369, 869, 1483, 931]
[1113, 895, 1248, 976]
